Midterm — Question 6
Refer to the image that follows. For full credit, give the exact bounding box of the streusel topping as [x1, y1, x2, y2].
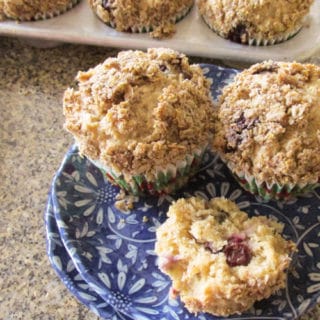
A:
[197, 0, 314, 43]
[213, 60, 320, 185]
[0, 1, 5, 20]
[155, 197, 295, 316]
[89, 0, 194, 38]
[0, 0, 76, 20]
[64, 48, 214, 180]
[89, 0, 193, 39]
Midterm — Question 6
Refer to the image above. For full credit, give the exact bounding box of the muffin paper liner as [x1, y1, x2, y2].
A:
[89, 145, 207, 196]
[225, 161, 320, 201]
[106, 4, 193, 33]
[247, 25, 302, 46]
[201, 13, 302, 46]
[11, 0, 80, 21]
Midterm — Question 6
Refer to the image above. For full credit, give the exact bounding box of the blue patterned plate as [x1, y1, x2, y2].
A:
[48, 64, 320, 320]
[45, 193, 133, 319]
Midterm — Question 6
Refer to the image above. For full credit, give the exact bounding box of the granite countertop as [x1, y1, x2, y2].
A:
[1, 36, 320, 319]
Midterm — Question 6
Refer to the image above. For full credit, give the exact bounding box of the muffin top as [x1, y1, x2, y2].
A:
[64, 48, 214, 180]
[0, 0, 76, 20]
[89, 0, 193, 38]
[213, 60, 320, 186]
[197, 0, 314, 42]
[155, 196, 295, 316]
[0, 1, 5, 20]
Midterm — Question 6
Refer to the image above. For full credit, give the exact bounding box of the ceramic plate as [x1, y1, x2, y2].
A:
[47, 64, 320, 320]
[46, 194, 133, 319]
[1, 0, 320, 62]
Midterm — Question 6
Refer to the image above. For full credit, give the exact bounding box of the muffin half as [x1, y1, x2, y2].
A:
[155, 196, 296, 316]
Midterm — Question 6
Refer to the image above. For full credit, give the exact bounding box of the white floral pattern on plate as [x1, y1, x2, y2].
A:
[46, 64, 320, 320]
[45, 196, 132, 319]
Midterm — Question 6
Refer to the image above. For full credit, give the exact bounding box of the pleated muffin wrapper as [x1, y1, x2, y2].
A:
[6, 0, 80, 21]
[201, 13, 302, 46]
[225, 160, 320, 201]
[89, 145, 207, 196]
[106, 4, 193, 34]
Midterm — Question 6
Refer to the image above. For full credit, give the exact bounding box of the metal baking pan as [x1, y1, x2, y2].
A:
[0, 0, 319, 62]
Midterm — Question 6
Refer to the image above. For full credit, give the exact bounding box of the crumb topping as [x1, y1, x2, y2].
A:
[63, 48, 215, 181]
[0, 0, 76, 20]
[213, 61, 320, 186]
[0, 0, 5, 20]
[155, 196, 296, 316]
[89, 0, 194, 39]
[197, 0, 314, 42]
[114, 189, 136, 212]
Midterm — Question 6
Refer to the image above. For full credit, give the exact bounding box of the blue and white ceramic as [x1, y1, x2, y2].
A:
[46, 64, 320, 320]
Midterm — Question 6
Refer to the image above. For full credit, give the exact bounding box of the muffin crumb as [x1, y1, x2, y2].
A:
[150, 23, 176, 39]
[115, 190, 135, 212]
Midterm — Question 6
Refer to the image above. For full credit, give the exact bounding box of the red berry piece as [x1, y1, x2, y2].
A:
[223, 235, 252, 267]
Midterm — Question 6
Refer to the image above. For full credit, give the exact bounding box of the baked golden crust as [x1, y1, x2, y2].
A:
[63, 48, 215, 181]
[0, 1, 5, 20]
[88, 0, 194, 38]
[213, 61, 320, 186]
[155, 197, 296, 316]
[0, 0, 77, 20]
[197, 0, 314, 43]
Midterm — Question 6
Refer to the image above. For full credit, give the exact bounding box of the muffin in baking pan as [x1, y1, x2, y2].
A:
[155, 196, 296, 316]
[63, 48, 215, 196]
[197, 0, 314, 45]
[88, 0, 194, 38]
[0, 0, 80, 21]
[213, 60, 320, 200]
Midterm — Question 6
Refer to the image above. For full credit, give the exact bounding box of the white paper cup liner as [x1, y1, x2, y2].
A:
[88, 145, 207, 196]
[225, 160, 320, 200]
[201, 13, 302, 46]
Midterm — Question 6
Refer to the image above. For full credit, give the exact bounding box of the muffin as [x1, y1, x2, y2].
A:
[88, 0, 194, 39]
[197, 0, 314, 45]
[0, 0, 80, 21]
[155, 196, 296, 316]
[63, 48, 215, 196]
[213, 60, 320, 200]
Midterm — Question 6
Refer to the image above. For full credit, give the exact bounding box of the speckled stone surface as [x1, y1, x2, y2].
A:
[0, 36, 319, 320]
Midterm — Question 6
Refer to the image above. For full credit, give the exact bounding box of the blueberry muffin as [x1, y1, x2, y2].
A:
[155, 196, 296, 316]
[0, 0, 80, 21]
[212, 60, 320, 200]
[197, 0, 314, 45]
[88, 0, 194, 38]
[63, 48, 215, 196]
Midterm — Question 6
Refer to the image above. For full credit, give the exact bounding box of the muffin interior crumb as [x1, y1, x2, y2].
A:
[155, 196, 296, 316]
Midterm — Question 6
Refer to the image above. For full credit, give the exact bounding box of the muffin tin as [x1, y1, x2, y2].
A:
[0, 0, 319, 62]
